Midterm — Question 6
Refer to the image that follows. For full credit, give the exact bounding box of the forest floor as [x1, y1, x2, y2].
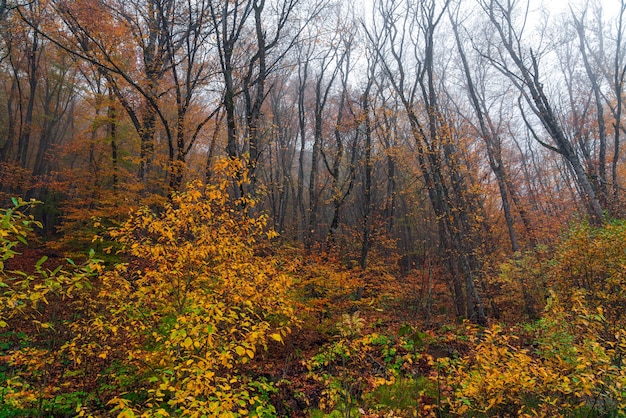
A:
[240, 255, 466, 417]
[4, 220, 626, 417]
[5, 243, 462, 417]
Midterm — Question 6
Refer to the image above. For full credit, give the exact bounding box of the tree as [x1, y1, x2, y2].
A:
[295, 31, 313, 240]
[242, 0, 301, 196]
[477, 0, 604, 225]
[209, 0, 306, 200]
[571, 0, 626, 215]
[571, 6, 608, 207]
[303, 13, 344, 249]
[609, 0, 626, 212]
[320, 17, 359, 247]
[0, 1, 78, 203]
[449, 5, 536, 252]
[263, 74, 299, 234]
[358, 51, 376, 270]
[366, 0, 487, 322]
[35, 0, 221, 191]
[209, 0, 252, 167]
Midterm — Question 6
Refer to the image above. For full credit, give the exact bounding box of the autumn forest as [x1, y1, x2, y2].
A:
[2, 0, 626, 416]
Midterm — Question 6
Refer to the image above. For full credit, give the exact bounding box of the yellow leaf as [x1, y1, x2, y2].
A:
[235, 346, 246, 356]
[270, 333, 283, 343]
[182, 337, 193, 349]
[117, 409, 136, 418]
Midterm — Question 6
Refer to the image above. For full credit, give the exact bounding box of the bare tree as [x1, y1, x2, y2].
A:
[478, 0, 604, 225]
[210, 0, 316, 199]
[579, 0, 626, 214]
[306, 34, 342, 249]
[320, 23, 359, 247]
[572, 9, 607, 203]
[242, 0, 302, 196]
[208, 0, 249, 174]
[366, 0, 487, 322]
[359, 51, 376, 270]
[610, 1, 626, 211]
[295, 34, 312, 240]
[263, 75, 299, 234]
[449, 6, 536, 252]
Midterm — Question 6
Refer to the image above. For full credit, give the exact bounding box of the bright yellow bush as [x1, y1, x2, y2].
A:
[76, 168, 299, 416]
[446, 292, 626, 416]
[551, 219, 626, 331]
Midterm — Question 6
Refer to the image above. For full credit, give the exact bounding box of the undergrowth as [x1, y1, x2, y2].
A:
[2, 193, 626, 417]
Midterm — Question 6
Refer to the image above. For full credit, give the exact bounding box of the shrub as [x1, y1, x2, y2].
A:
[81, 172, 299, 417]
[551, 219, 626, 333]
[446, 292, 626, 417]
[0, 198, 100, 416]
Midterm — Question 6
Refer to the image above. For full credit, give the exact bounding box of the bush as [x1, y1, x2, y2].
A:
[0, 198, 100, 416]
[445, 219, 626, 417]
[77, 173, 299, 417]
[551, 219, 626, 332]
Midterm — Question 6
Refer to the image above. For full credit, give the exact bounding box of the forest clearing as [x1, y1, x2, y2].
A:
[2, 0, 626, 416]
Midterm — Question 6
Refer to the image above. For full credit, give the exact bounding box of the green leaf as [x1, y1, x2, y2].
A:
[398, 323, 412, 337]
[36, 256, 48, 269]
